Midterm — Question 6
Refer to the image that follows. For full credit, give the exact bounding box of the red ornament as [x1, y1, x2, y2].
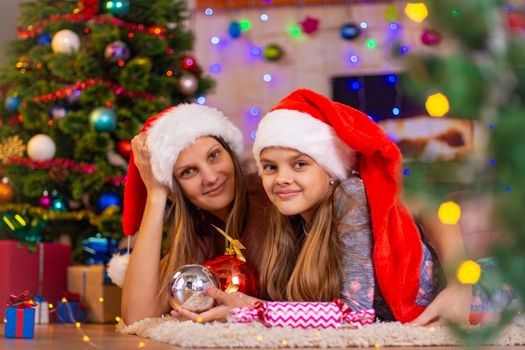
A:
[421, 29, 441, 46]
[79, 0, 99, 18]
[507, 12, 525, 32]
[299, 16, 320, 35]
[181, 55, 198, 71]
[117, 140, 132, 158]
[203, 254, 258, 296]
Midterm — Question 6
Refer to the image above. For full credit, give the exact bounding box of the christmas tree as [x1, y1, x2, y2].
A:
[0, 0, 214, 258]
[402, 0, 524, 343]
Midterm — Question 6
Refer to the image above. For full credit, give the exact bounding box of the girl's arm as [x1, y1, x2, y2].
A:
[409, 201, 472, 326]
[121, 133, 170, 324]
[334, 177, 375, 311]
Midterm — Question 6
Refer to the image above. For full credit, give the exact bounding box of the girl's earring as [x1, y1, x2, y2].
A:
[329, 179, 335, 186]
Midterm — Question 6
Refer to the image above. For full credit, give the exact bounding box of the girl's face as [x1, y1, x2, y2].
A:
[260, 147, 332, 223]
[173, 136, 235, 221]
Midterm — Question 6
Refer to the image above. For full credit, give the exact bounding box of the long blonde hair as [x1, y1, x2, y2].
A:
[158, 137, 247, 296]
[260, 191, 342, 302]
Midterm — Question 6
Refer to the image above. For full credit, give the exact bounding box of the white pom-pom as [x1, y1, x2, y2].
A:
[107, 253, 130, 287]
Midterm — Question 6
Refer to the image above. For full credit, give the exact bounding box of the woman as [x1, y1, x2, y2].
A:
[176, 89, 514, 326]
[120, 104, 271, 325]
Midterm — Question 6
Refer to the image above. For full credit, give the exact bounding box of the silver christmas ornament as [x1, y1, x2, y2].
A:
[179, 74, 199, 95]
[168, 264, 220, 310]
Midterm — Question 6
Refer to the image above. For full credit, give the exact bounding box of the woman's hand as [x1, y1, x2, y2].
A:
[131, 133, 167, 195]
[170, 286, 261, 323]
[409, 284, 472, 326]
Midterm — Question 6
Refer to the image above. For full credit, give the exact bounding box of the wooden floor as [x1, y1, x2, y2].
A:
[1, 324, 524, 349]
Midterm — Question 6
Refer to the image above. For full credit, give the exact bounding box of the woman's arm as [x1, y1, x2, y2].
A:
[121, 133, 170, 324]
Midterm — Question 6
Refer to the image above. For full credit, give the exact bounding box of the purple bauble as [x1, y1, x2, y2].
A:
[104, 40, 131, 63]
[421, 29, 441, 46]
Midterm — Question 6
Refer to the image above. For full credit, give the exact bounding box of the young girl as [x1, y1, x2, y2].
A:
[177, 89, 514, 325]
[120, 104, 271, 325]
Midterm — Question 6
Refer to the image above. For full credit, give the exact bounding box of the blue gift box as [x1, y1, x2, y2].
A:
[4, 306, 35, 339]
[56, 301, 86, 323]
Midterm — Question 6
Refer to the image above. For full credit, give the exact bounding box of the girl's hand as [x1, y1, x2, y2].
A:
[409, 284, 472, 326]
[170, 286, 261, 323]
[131, 133, 167, 195]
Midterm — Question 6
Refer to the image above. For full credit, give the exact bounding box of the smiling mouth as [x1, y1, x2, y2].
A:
[203, 180, 227, 196]
[275, 190, 301, 199]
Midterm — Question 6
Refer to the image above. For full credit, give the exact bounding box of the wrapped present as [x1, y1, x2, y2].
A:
[67, 265, 121, 323]
[81, 236, 118, 266]
[34, 296, 49, 324]
[4, 291, 37, 338]
[56, 291, 86, 323]
[0, 240, 71, 321]
[229, 299, 375, 329]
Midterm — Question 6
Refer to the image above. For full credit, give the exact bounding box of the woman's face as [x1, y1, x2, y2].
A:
[260, 147, 332, 223]
[173, 136, 235, 221]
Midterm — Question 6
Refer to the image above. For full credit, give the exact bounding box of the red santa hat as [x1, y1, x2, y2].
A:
[253, 88, 425, 323]
[122, 104, 244, 236]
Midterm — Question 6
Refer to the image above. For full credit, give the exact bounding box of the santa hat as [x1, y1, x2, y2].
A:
[253, 89, 425, 323]
[122, 104, 244, 236]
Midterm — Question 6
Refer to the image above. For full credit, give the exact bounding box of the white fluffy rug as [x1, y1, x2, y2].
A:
[117, 317, 525, 347]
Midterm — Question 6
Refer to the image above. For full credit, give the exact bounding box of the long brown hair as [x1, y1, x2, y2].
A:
[157, 137, 247, 296]
[260, 190, 342, 302]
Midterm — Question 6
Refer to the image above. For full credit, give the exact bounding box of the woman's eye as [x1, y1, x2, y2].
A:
[208, 149, 220, 161]
[180, 168, 196, 178]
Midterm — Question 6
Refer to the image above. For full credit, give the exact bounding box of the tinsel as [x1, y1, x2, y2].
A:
[0, 203, 120, 224]
[33, 77, 157, 103]
[17, 13, 167, 39]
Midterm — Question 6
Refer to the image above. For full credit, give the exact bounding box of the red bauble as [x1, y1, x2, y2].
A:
[203, 255, 258, 296]
[181, 55, 198, 71]
[117, 140, 132, 159]
[421, 29, 441, 46]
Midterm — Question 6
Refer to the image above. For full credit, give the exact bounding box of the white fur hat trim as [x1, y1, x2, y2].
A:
[252, 109, 353, 180]
[146, 104, 244, 189]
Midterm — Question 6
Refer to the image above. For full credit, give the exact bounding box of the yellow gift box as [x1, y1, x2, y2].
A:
[67, 265, 121, 323]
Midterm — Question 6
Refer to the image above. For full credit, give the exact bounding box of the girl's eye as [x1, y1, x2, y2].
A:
[180, 168, 196, 178]
[262, 163, 276, 174]
[293, 160, 308, 169]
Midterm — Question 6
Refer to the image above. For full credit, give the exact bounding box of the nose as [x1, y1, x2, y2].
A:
[201, 164, 219, 185]
[275, 169, 292, 186]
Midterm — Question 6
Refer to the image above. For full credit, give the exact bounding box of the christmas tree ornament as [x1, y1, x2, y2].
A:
[228, 21, 242, 39]
[0, 178, 15, 203]
[421, 29, 442, 46]
[50, 197, 68, 212]
[181, 55, 197, 71]
[179, 74, 198, 95]
[0, 135, 26, 162]
[50, 105, 67, 120]
[16, 56, 32, 71]
[39, 191, 51, 208]
[340, 23, 361, 40]
[5, 95, 21, 113]
[104, 40, 130, 63]
[103, 0, 130, 15]
[263, 44, 284, 62]
[299, 16, 320, 35]
[66, 89, 82, 106]
[79, 0, 100, 17]
[203, 225, 258, 295]
[27, 134, 56, 161]
[51, 29, 81, 54]
[97, 192, 122, 212]
[167, 264, 220, 310]
[89, 107, 117, 132]
[117, 139, 132, 158]
[37, 32, 52, 46]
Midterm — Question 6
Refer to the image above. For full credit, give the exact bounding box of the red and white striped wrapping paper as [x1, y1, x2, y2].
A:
[229, 299, 375, 329]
